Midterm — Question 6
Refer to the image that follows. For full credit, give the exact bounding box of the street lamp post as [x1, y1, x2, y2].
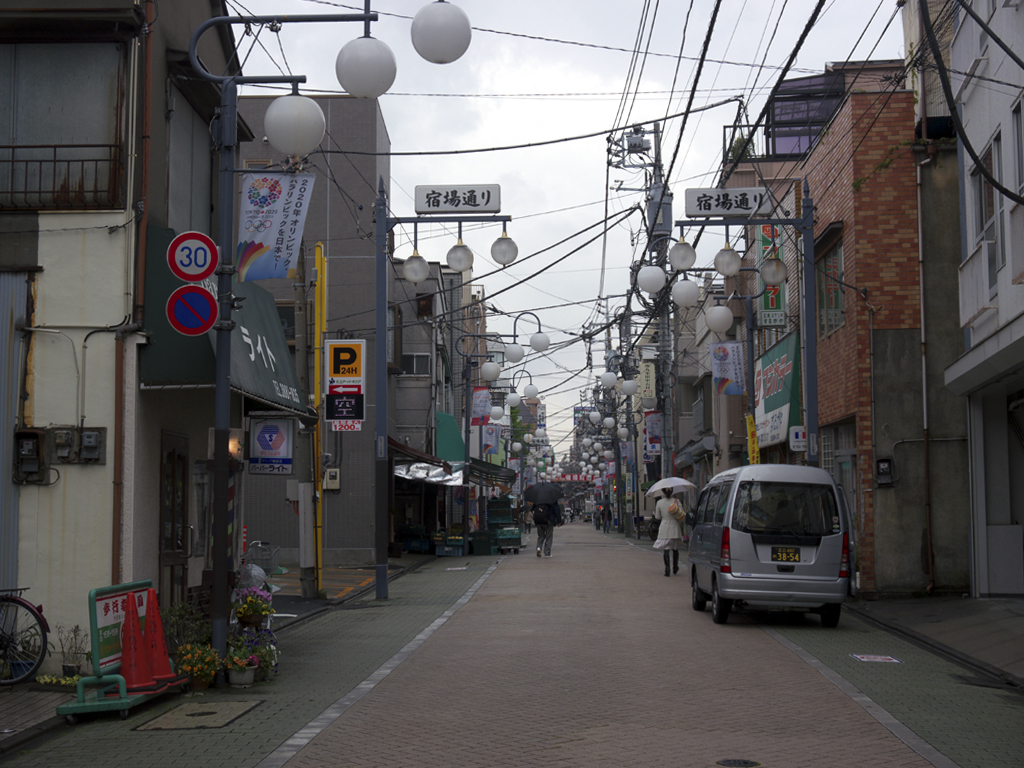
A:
[190, 3, 473, 656]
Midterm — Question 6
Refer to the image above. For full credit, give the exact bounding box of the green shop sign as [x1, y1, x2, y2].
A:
[753, 332, 800, 447]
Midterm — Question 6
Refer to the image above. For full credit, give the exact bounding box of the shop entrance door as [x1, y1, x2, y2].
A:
[159, 431, 191, 608]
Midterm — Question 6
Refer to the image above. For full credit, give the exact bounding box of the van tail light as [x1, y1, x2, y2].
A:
[839, 532, 849, 578]
[720, 526, 731, 573]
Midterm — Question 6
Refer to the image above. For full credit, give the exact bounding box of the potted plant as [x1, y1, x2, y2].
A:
[175, 643, 220, 690]
[56, 624, 90, 677]
[236, 627, 279, 682]
[224, 647, 260, 688]
[232, 586, 272, 627]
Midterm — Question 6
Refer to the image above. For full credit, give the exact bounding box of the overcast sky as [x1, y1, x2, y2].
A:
[227, 0, 907, 454]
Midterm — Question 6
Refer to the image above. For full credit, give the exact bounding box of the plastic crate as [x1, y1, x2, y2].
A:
[436, 545, 463, 557]
[404, 538, 431, 553]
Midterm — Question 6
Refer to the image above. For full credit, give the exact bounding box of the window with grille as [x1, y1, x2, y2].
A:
[816, 240, 845, 337]
[400, 353, 430, 375]
[820, 429, 835, 475]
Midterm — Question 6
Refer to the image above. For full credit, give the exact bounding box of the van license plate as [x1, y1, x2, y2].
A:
[771, 546, 800, 562]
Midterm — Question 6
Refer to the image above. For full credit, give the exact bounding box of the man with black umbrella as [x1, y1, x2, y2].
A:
[531, 499, 563, 557]
[524, 481, 564, 558]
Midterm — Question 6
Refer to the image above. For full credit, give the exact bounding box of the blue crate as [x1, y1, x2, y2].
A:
[404, 538, 431, 553]
[436, 545, 464, 557]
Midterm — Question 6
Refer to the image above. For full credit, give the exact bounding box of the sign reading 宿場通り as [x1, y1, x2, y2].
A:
[414, 185, 500, 214]
[684, 187, 772, 218]
[325, 340, 365, 432]
[249, 418, 294, 474]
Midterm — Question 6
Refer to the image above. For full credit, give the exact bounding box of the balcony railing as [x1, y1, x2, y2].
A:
[959, 241, 996, 326]
[0, 144, 123, 210]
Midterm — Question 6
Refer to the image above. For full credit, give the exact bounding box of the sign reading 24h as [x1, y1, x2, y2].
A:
[325, 340, 365, 432]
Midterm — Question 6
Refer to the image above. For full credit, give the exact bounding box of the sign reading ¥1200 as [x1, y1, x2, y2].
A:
[414, 185, 500, 214]
[325, 340, 365, 432]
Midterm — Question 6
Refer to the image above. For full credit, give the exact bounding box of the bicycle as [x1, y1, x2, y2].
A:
[0, 588, 50, 685]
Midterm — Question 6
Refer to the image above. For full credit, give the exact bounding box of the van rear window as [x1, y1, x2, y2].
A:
[732, 481, 840, 536]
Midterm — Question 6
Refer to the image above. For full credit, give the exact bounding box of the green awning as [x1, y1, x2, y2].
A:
[140, 225, 315, 421]
[469, 457, 516, 484]
[435, 411, 466, 461]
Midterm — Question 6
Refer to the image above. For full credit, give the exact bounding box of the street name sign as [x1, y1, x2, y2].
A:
[684, 187, 773, 217]
[414, 184, 500, 214]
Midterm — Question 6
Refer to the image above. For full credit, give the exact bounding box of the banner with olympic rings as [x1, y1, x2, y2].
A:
[236, 173, 315, 281]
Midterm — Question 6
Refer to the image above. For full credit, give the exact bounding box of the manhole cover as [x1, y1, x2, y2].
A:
[136, 701, 262, 731]
[718, 761, 761, 767]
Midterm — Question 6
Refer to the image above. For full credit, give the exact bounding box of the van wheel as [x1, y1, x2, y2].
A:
[820, 603, 841, 628]
[711, 580, 731, 624]
[691, 572, 707, 612]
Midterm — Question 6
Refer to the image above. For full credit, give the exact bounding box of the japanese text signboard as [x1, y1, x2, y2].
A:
[754, 332, 801, 448]
[758, 225, 787, 327]
[93, 585, 149, 672]
[249, 418, 294, 474]
[236, 173, 315, 281]
[414, 184, 501, 214]
[684, 187, 773, 217]
[326, 340, 365, 432]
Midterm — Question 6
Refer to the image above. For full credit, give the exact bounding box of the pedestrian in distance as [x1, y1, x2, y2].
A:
[533, 501, 563, 558]
[524, 507, 533, 534]
[653, 488, 685, 577]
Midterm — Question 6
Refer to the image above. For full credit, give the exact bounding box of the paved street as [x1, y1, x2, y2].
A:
[2, 523, 1022, 767]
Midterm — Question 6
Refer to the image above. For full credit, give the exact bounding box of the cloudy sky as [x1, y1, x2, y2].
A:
[227, 0, 907, 454]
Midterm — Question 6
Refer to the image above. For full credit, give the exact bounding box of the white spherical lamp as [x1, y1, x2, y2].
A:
[672, 279, 699, 308]
[535, 428, 546, 439]
[336, 36, 397, 99]
[581, 452, 590, 461]
[617, 426, 629, 440]
[621, 379, 638, 396]
[590, 456, 598, 464]
[503, 343, 524, 363]
[523, 433, 533, 444]
[603, 417, 616, 430]
[491, 232, 519, 266]
[706, 304, 734, 334]
[637, 265, 667, 294]
[402, 250, 430, 284]
[588, 410, 601, 425]
[760, 257, 788, 286]
[523, 383, 539, 399]
[506, 392, 522, 408]
[446, 239, 473, 272]
[490, 405, 504, 421]
[600, 371, 617, 389]
[529, 332, 550, 353]
[411, 1, 472, 64]
[512, 441, 522, 452]
[604, 450, 614, 460]
[642, 397, 657, 409]
[668, 238, 697, 271]
[714, 242, 741, 277]
[582, 437, 592, 447]
[598, 463, 607, 471]
[264, 95, 326, 157]
[480, 361, 500, 381]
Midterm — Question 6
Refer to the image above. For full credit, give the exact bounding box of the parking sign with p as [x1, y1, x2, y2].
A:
[326, 340, 365, 432]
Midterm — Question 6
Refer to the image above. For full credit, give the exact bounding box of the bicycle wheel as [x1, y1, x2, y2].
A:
[0, 598, 47, 685]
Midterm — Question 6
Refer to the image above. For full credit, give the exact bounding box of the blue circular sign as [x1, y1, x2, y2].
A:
[166, 285, 217, 336]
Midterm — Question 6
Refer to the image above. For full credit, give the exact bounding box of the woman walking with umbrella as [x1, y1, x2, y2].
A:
[647, 478, 694, 577]
[524, 482, 564, 558]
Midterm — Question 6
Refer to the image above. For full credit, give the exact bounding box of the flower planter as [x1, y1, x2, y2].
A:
[228, 667, 256, 688]
[237, 613, 264, 627]
[189, 676, 212, 691]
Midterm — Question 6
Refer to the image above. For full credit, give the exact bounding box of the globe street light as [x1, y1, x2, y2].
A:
[189, 1, 473, 659]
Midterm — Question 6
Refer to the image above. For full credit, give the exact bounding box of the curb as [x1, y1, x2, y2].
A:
[846, 603, 1024, 691]
[0, 559, 434, 757]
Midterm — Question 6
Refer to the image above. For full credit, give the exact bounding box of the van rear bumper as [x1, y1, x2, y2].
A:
[718, 572, 847, 608]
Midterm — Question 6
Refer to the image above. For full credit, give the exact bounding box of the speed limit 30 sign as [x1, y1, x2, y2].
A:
[167, 231, 219, 282]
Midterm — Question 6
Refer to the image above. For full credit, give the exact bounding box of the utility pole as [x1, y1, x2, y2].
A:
[295, 242, 317, 598]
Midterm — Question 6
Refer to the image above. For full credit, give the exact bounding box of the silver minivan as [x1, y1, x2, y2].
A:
[688, 464, 853, 627]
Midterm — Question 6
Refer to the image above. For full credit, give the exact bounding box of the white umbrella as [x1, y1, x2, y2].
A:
[645, 477, 697, 496]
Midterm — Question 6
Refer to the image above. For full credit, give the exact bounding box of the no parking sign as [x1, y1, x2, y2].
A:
[166, 285, 217, 336]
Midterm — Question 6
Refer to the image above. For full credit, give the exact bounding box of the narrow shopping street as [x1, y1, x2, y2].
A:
[3, 523, 1022, 768]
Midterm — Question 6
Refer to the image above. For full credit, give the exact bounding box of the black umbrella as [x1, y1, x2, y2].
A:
[524, 482, 564, 505]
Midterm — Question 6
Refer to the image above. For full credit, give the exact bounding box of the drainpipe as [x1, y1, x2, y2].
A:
[917, 156, 936, 594]
[113, 0, 153, 585]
